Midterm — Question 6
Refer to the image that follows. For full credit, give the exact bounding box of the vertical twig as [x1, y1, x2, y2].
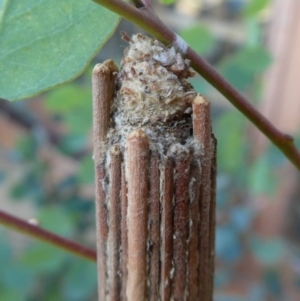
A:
[108, 146, 122, 301]
[92, 60, 118, 161]
[148, 155, 161, 301]
[173, 154, 191, 301]
[208, 137, 217, 301]
[188, 161, 201, 301]
[193, 95, 212, 301]
[126, 129, 149, 301]
[121, 165, 128, 301]
[161, 158, 174, 301]
[92, 60, 118, 301]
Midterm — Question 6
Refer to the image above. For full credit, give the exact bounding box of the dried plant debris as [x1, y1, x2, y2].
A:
[108, 33, 198, 155]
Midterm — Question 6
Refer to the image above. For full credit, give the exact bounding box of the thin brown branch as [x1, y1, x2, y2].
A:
[93, 0, 300, 171]
[126, 129, 149, 301]
[0, 209, 96, 262]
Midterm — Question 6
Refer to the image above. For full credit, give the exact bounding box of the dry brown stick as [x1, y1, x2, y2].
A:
[208, 137, 217, 301]
[93, 61, 118, 301]
[188, 161, 202, 301]
[126, 129, 149, 301]
[92, 60, 118, 162]
[108, 146, 122, 301]
[161, 158, 174, 301]
[193, 95, 212, 301]
[173, 155, 191, 301]
[121, 164, 128, 301]
[95, 165, 109, 301]
[148, 155, 161, 301]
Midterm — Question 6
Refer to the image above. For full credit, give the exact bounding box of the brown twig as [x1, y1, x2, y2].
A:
[92, 60, 118, 300]
[188, 162, 201, 301]
[121, 164, 128, 301]
[92, 60, 118, 162]
[0, 210, 96, 262]
[161, 158, 174, 301]
[208, 136, 217, 301]
[108, 145, 122, 301]
[93, 0, 300, 171]
[148, 155, 161, 301]
[126, 129, 149, 301]
[173, 154, 191, 300]
[193, 95, 212, 301]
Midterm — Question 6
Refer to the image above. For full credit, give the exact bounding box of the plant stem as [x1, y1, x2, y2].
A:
[108, 145, 122, 301]
[161, 158, 175, 301]
[0, 210, 96, 262]
[93, 0, 300, 171]
[193, 96, 212, 300]
[149, 155, 160, 301]
[126, 129, 149, 301]
[92, 60, 118, 300]
[173, 155, 191, 300]
[121, 164, 128, 301]
[208, 136, 217, 300]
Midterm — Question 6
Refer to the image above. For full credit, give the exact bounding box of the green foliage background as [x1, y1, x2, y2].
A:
[0, 0, 120, 100]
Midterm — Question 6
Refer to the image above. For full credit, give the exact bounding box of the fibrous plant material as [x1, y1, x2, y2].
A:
[92, 33, 216, 301]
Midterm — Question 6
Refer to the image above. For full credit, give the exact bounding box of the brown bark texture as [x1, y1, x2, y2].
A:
[92, 35, 217, 301]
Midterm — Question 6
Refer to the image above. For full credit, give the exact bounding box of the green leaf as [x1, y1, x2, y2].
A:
[244, 0, 270, 17]
[63, 259, 97, 300]
[45, 82, 92, 135]
[0, 233, 13, 267]
[20, 243, 68, 274]
[58, 134, 87, 155]
[0, 0, 8, 26]
[2, 265, 34, 292]
[219, 61, 254, 91]
[180, 25, 214, 55]
[10, 181, 30, 200]
[214, 110, 246, 173]
[0, 289, 23, 301]
[0, 0, 120, 101]
[45, 84, 91, 114]
[219, 46, 272, 90]
[189, 75, 208, 94]
[65, 105, 92, 135]
[159, 0, 175, 5]
[250, 237, 285, 265]
[38, 206, 75, 237]
[232, 47, 272, 74]
[248, 154, 278, 197]
[78, 156, 94, 185]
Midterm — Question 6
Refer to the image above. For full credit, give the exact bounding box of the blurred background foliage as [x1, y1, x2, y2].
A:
[1, 0, 300, 300]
